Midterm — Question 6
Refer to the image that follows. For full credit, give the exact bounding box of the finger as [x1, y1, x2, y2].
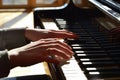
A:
[34, 40, 73, 55]
[24, 38, 59, 50]
[41, 42, 74, 56]
[41, 40, 72, 50]
[39, 38, 58, 42]
[51, 30, 73, 34]
[44, 54, 68, 65]
[54, 32, 78, 38]
[45, 48, 72, 59]
[29, 46, 72, 60]
[50, 30, 78, 38]
[26, 39, 74, 57]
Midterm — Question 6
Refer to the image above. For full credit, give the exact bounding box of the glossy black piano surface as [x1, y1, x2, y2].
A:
[89, 0, 120, 22]
[112, 0, 120, 3]
[34, 0, 120, 80]
[97, 0, 120, 13]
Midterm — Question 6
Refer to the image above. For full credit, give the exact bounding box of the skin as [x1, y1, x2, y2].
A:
[25, 28, 78, 41]
[8, 28, 78, 69]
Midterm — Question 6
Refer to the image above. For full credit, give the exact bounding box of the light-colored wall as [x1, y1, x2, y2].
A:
[0, 0, 92, 9]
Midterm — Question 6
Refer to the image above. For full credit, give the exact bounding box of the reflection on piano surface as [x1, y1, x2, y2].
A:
[34, 0, 120, 80]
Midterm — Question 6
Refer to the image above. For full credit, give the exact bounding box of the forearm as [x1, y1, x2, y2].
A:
[0, 28, 30, 50]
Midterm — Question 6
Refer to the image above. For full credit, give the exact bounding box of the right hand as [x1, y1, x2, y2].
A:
[8, 38, 74, 69]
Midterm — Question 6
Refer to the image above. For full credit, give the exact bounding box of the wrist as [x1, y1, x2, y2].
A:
[25, 28, 36, 41]
[25, 28, 34, 43]
[8, 50, 19, 69]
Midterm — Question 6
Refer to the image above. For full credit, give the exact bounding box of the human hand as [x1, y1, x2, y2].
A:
[8, 38, 74, 69]
[25, 28, 78, 41]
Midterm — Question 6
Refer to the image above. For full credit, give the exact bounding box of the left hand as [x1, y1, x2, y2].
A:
[25, 28, 78, 41]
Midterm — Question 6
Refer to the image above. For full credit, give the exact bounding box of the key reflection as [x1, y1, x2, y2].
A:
[80, 58, 90, 61]
[71, 44, 80, 46]
[89, 72, 100, 75]
[87, 68, 97, 70]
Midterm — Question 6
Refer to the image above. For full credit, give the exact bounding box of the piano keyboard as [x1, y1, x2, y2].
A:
[41, 19, 87, 80]
[55, 17, 120, 80]
[33, 0, 120, 79]
[39, 16, 120, 80]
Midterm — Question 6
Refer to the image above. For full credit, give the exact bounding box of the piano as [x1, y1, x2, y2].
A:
[33, 0, 120, 80]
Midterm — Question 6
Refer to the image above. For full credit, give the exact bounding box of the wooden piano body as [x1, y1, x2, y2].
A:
[33, 0, 120, 80]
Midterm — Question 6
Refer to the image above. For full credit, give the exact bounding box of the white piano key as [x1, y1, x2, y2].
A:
[61, 57, 87, 80]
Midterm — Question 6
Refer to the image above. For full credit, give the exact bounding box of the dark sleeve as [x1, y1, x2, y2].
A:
[0, 28, 30, 50]
[0, 50, 10, 78]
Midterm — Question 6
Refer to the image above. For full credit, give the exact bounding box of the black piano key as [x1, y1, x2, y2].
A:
[110, 52, 120, 55]
[86, 68, 120, 75]
[85, 67, 120, 79]
[67, 39, 97, 45]
[75, 37, 94, 40]
[101, 45, 120, 49]
[78, 58, 113, 66]
[87, 72, 120, 80]
[74, 50, 106, 54]
[103, 46, 120, 50]
[71, 43, 100, 47]
[86, 68, 120, 79]
[76, 55, 108, 59]
[72, 46, 103, 51]
[76, 53, 108, 58]
[76, 34, 90, 37]
[104, 42, 120, 45]
[107, 49, 120, 52]
[79, 57, 112, 62]
[80, 61, 116, 67]
[67, 28, 86, 31]
[93, 37, 111, 41]
[96, 42, 115, 46]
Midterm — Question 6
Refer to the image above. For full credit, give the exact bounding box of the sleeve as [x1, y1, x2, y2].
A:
[0, 50, 10, 78]
[0, 28, 30, 50]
